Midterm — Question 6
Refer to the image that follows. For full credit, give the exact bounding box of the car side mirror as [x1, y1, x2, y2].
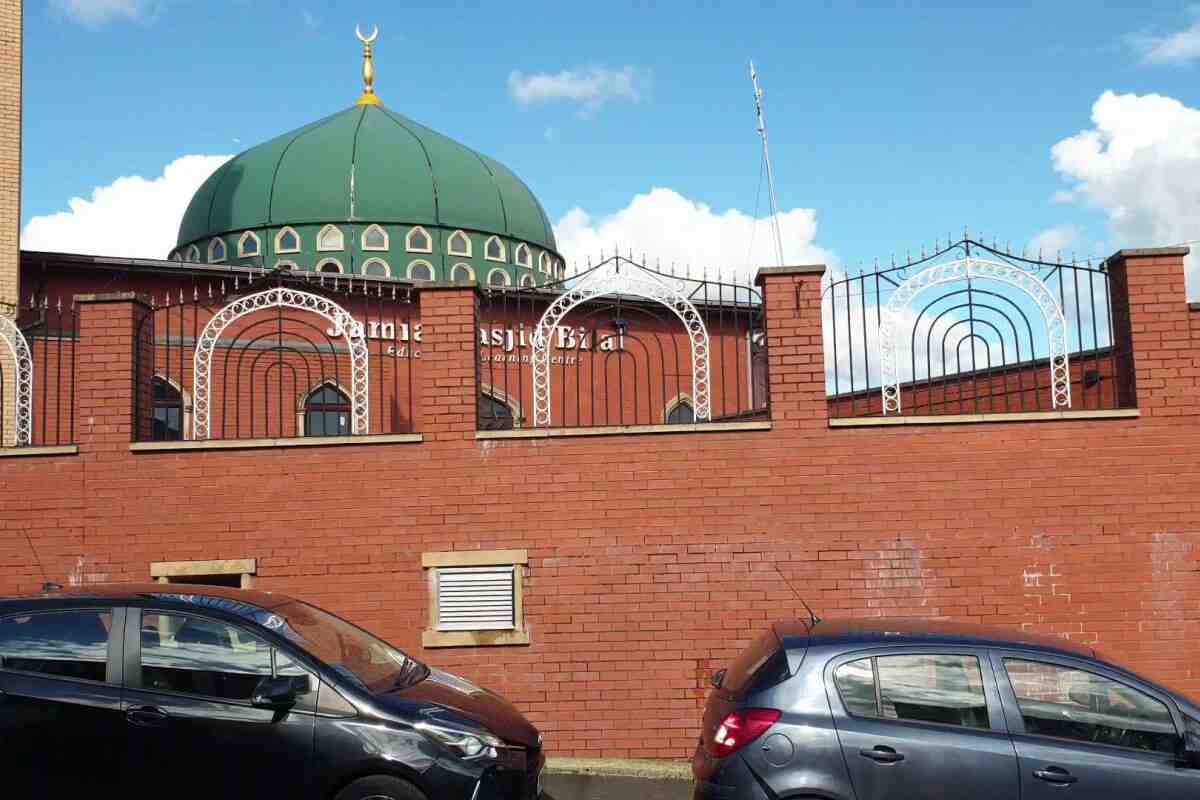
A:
[252, 676, 305, 710]
[711, 669, 727, 689]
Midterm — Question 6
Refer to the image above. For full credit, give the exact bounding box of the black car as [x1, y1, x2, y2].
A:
[0, 583, 543, 799]
[694, 618, 1200, 800]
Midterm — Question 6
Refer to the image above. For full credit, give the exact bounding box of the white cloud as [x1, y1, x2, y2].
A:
[1029, 225, 1082, 259]
[1051, 91, 1200, 298]
[50, 0, 159, 27]
[1133, 21, 1200, 65]
[552, 187, 832, 283]
[21, 154, 232, 259]
[508, 67, 649, 115]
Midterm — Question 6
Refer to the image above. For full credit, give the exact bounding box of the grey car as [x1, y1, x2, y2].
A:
[693, 619, 1200, 799]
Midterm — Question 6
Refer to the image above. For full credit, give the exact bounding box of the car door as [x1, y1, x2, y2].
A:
[0, 606, 128, 794]
[120, 607, 317, 800]
[992, 651, 1200, 799]
[826, 647, 1020, 800]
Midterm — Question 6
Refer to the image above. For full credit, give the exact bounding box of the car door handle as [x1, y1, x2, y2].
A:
[126, 706, 169, 727]
[1033, 767, 1078, 785]
[859, 746, 905, 764]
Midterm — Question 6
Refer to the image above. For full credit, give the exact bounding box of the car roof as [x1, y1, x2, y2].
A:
[0, 582, 293, 613]
[774, 617, 1096, 659]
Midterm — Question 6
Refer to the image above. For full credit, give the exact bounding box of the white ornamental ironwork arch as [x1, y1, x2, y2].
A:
[0, 315, 33, 446]
[192, 288, 369, 440]
[878, 256, 1071, 415]
[530, 261, 711, 427]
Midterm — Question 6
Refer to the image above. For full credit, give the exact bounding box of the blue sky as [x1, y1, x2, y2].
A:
[18, 0, 1200, 289]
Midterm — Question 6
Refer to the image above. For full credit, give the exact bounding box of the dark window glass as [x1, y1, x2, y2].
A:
[408, 229, 430, 251]
[410, 263, 433, 281]
[305, 385, 350, 437]
[278, 230, 299, 251]
[488, 270, 509, 287]
[152, 378, 184, 441]
[486, 238, 503, 260]
[835, 658, 879, 717]
[452, 265, 473, 282]
[241, 235, 259, 256]
[0, 610, 112, 682]
[363, 227, 387, 249]
[667, 401, 695, 425]
[478, 394, 514, 431]
[363, 260, 389, 277]
[1004, 659, 1177, 753]
[140, 613, 272, 701]
[722, 630, 784, 696]
[319, 261, 341, 274]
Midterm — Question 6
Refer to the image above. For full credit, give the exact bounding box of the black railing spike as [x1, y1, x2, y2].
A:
[907, 250, 912, 265]
[921, 246, 926, 259]
[964, 225, 970, 240]
[1038, 249, 1043, 262]
[891, 254, 895, 268]
[935, 238, 939, 251]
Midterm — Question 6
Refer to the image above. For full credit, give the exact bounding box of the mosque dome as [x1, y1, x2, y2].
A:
[172, 30, 561, 288]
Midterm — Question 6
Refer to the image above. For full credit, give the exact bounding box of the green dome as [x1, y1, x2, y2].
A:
[176, 104, 557, 254]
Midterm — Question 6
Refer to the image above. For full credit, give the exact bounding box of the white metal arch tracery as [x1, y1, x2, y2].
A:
[192, 288, 369, 440]
[0, 315, 33, 446]
[878, 256, 1071, 414]
[530, 263, 711, 427]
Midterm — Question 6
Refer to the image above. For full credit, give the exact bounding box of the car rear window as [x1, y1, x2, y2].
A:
[723, 630, 790, 696]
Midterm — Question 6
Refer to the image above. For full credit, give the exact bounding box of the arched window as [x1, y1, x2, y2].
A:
[168, 250, 182, 262]
[304, 384, 351, 437]
[406, 226, 432, 253]
[666, 397, 696, 425]
[208, 238, 227, 263]
[275, 227, 301, 254]
[520, 273, 535, 288]
[275, 260, 298, 271]
[362, 258, 390, 278]
[317, 258, 344, 274]
[152, 377, 186, 441]
[186, 244, 201, 262]
[447, 230, 472, 257]
[237, 231, 261, 258]
[408, 260, 434, 281]
[478, 392, 516, 431]
[362, 224, 389, 251]
[451, 263, 474, 282]
[556, 259, 566, 279]
[487, 268, 511, 287]
[514, 243, 532, 268]
[539, 251, 551, 274]
[484, 236, 505, 262]
[317, 224, 344, 252]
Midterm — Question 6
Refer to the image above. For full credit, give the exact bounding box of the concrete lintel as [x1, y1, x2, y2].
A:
[422, 549, 528, 568]
[830, 408, 1141, 428]
[415, 281, 479, 292]
[1110, 246, 1191, 259]
[476, 420, 772, 440]
[151, 559, 256, 578]
[73, 291, 145, 305]
[131, 433, 423, 452]
[422, 629, 531, 648]
[0, 444, 79, 459]
[754, 264, 827, 285]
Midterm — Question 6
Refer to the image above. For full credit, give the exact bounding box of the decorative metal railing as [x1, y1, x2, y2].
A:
[1, 298, 77, 448]
[132, 272, 416, 442]
[822, 238, 1128, 418]
[476, 255, 768, 430]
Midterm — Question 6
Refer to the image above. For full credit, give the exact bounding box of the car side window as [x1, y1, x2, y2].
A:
[140, 612, 273, 702]
[834, 654, 990, 729]
[1003, 659, 1178, 753]
[0, 610, 113, 683]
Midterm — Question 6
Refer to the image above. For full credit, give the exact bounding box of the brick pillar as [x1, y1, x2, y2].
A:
[416, 284, 479, 441]
[1105, 247, 1195, 418]
[755, 265, 828, 429]
[0, 0, 19, 446]
[74, 292, 154, 450]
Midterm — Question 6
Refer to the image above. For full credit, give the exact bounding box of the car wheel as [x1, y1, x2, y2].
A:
[333, 775, 427, 800]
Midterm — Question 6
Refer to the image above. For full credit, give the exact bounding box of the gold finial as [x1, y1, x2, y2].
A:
[356, 24, 381, 106]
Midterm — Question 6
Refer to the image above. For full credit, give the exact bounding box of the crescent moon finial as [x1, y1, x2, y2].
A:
[355, 25, 381, 105]
[355, 24, 378, 44]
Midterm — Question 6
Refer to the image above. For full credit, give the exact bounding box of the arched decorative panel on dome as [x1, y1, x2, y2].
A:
[447, 230, 472, 257]
[520, 273, 535, 288]
[877, 255, 1071, 415]
[406, 226, 432, 253]
[317, 258, 344, 274]
[362, 224, 389, 251]
[514, 243, 532, 268]
[538, 252, 551, 274]
[487, 268, 510, 287]
[0, 315, 33, 447]
[362, 258, 390, 277]
[317, 224, 344, 252]
[407, 260, 434, 281]
[237, 231, 261, 258]
[529, 258, 712, 428]
[451, 263, 474, 282]
[275, 227, 301, 254]
[192, 288, 369, 440]
[208, 238, 227, 263]
[186, 244, 201, 262]
[484, 236, 506, 262]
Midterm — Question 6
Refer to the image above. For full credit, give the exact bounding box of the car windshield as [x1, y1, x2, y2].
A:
[275, 600, 428, 693]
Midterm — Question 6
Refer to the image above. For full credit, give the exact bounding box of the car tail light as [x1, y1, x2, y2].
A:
[708, 708, 782, 758]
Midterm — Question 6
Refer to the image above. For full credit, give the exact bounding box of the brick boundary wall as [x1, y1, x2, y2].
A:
[0, 0, 19, 445]
[0, 250, 1197, 760]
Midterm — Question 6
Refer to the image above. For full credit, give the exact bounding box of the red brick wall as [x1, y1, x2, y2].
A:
[1, 251, 1198, 763]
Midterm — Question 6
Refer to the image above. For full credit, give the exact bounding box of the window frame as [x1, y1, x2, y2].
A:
[274, 226, 301, 254]
[421, 550, 530, 648]
[486, 268, 511, 288]
[407, 260, 435, 282]
[361, 257, 391, 278]
[237, 231, 261, 259]
[405, 226, 433, 254]
[124, 606, 310, 707]
[538, 251, 551, 275]
[990, 650, 1185, 756]
[316, 224, 344, 252]
[447, 230, 472, 257]
[208, 237, 227, 264]
[300, 382, 352, 437]
[186, 244, 201, 262]
[825, 646, 1008, 734]
[361, 224, 389, 252]
[451, 263, 475, 282]
[0, 606, 125, 687]
[151, 374, 190, 442]
[664, 394, 695, 425]
[514, 242, 532, 268]
[316, 258, 344, 275]
[484, 235, 506, 263]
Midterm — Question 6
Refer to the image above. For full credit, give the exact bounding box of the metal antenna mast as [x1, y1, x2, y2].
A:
[750, 61, 785, 268]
